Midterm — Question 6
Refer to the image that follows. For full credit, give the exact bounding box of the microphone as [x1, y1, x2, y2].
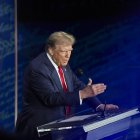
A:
[76, 68, 84, 76]
[76, 68, 89, 83]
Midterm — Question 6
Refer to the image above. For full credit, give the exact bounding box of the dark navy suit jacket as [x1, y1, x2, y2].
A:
[16, 52, 101, 139]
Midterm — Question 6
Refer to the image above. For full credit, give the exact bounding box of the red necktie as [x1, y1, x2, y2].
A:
[58, 66, 70, 116]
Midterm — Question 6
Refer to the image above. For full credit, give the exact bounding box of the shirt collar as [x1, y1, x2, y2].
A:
[47, 53, 58, 71]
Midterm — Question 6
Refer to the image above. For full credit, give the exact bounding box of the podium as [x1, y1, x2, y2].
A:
[37, 107, 140, 140]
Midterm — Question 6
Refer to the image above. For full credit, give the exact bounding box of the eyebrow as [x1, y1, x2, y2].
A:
[56, 48, 73, 51]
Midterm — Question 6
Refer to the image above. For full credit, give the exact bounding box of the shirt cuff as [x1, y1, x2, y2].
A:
[79, 91, 82, 105]
[96, 104, 103, 111]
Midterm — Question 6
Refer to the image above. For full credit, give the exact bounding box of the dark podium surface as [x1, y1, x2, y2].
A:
[37, 107, 140, 140]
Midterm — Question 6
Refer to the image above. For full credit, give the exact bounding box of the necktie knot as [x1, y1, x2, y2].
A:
[58, 66, 62, 72]
[58, 66, 61, 69]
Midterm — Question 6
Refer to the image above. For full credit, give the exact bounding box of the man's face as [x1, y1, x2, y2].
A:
[49, 45, 73, 66]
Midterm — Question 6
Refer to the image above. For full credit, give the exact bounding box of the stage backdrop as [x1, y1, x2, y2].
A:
[0, 0, 15, 131]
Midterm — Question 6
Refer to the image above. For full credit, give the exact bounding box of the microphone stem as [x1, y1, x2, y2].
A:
[101, 101, 106, 118]
[103, 101, 106, 113]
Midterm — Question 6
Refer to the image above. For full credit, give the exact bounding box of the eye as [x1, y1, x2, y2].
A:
[60, 50, 72, 53]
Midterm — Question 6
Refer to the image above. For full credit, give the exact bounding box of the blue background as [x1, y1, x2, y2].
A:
[0, 0, 15, 131]
[0, 0, 140, 132]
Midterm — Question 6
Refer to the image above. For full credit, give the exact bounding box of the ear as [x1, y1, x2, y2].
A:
[48, 47, 54, 56]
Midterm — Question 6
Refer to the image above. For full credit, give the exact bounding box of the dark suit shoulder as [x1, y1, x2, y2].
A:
[28, 52, 55, 77]
[29, 53, 46, 69]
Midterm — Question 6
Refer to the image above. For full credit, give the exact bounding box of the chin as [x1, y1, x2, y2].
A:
[62, 63, 68, 66]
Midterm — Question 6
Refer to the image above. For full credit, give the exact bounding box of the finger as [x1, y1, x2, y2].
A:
[113, 105, 119, 109]
[106, 104, 119, 110]
[94, 89, 105, 95]
[87, 78, 92, 86]
[96, 84, 107, 90]
[97, 89, 106, 94]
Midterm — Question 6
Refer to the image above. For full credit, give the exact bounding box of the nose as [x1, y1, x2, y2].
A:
[65, 51, 71, 58]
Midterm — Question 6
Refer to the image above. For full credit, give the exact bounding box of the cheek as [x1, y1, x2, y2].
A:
[54, 54, 66, 63]
[59, 54, 65, 59]
[54, 54, 60, 59]
[56, 55, 64, 62]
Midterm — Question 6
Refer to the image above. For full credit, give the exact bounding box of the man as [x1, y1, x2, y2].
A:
[16, 31, 118, 140]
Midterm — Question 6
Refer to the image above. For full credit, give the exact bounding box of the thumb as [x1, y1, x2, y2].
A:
[87, 78, 92, 85]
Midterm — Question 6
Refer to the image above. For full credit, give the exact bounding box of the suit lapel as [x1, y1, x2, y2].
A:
[42, 53, 63, 91]
[62, 66, 73, 92]
[51, 70, 63, 92]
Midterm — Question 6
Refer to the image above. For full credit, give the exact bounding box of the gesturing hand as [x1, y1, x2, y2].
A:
[96, 104, 119, 112]
[80, 78, 107, 100]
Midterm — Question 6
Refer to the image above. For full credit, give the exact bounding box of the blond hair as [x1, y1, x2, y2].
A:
[45, 31, 75, 51]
